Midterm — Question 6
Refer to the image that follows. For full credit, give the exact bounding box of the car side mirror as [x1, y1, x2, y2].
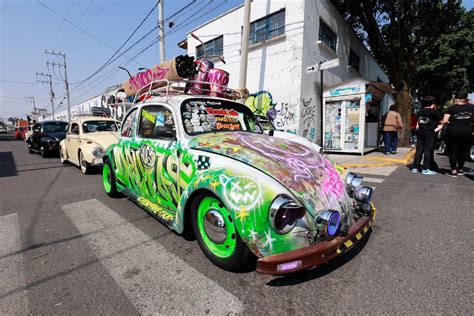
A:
[154, 126, 176, 140]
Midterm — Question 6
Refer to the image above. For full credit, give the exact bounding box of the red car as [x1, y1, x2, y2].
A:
[15, 127, 28, 140]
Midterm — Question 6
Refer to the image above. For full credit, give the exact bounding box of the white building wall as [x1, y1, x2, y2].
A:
[186, 0, 393, 143]
[187, 0, 305, 130]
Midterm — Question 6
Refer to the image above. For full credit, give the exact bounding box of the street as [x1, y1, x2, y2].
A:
[1, 133, 472, 315]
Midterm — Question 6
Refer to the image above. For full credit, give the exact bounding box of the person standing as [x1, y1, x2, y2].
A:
[442, 90, 474, 177]
[382, 105, 404, 154]
[411, 96, 442, 175]
[410, 110, 417, 147]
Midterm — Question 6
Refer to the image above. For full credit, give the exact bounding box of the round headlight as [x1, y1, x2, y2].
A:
[48, 139, 55, 145]
[315, 210, 341, 237]
[354, 186, 373, 212]
[91, 146, 104, 157]
[269, 195, 306, 234]
[346, 172, 363, 190]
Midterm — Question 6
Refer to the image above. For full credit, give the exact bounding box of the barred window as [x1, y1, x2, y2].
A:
[196, 36, 223, 59]
[349, 50, 360, 72]
[319, 19, 337, 52]
[249, 9, 285, 45]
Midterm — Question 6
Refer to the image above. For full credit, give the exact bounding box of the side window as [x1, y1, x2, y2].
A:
[70, 123, 79, 135]
[139, 106, 176, 139]
[121, 108, 138, 138]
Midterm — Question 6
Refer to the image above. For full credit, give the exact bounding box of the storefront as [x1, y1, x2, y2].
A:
[323, 78, 393, 154]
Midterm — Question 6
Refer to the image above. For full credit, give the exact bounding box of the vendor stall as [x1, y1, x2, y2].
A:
[323, 77, 393, 154]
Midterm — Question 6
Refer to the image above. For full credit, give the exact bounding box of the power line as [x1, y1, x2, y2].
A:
[54, 0, 93, 49]
[47, 0, 76, 48]
[0, 80, 40, 85]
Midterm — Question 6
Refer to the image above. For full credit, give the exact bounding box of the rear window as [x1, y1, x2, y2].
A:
[43, 122, 68, 133]
[82, 120, 118, 133]
[180, 98, 262, 135]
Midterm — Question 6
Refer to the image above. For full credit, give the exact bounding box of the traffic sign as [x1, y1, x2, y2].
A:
[307, 58, 340, 73]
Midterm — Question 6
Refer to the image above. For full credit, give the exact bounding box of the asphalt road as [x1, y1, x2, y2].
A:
[1, 132, 473, 315]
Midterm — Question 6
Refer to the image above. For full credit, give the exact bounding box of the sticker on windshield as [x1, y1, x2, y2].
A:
[156, 111, 165, 127]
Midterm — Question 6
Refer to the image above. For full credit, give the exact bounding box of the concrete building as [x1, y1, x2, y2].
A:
[185, 0, 394, 151]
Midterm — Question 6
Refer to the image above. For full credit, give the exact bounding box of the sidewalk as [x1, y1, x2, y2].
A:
[327, 147, 415, 168]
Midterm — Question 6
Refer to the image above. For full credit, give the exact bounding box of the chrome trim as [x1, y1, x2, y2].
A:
[203, 209, 227, 244]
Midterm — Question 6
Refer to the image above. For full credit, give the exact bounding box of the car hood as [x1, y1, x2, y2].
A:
[45, 132, 66, 141]
[188, 132, 351, 218]
[81, 132, 119, 149]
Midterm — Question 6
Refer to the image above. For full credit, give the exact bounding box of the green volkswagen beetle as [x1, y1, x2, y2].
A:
[102, 94, 376, 275]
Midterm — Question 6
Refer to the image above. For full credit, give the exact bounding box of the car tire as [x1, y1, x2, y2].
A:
[59, 146, 67, 164]
[40, 146, 48, 158]
[469, 144, 474, 162]
[79, 151, 90, 174]
[191, 193, 254, 271]
[102, 160, 121, 197]
[28, 144, 34, 154]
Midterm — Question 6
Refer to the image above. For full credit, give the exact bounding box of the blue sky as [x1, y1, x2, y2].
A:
[1, 0, 473, 119]
[0, 0, 243, 118]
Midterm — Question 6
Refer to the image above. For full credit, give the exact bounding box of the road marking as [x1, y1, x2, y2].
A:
[0, 214, 28, 315]
[362, 177, 385, 183]
[62, 199, 243, 315]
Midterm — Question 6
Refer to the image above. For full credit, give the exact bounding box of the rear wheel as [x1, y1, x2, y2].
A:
[191, 194, 254, 271]
[103, 160, 121, 197]
[79, 151, 90, 174]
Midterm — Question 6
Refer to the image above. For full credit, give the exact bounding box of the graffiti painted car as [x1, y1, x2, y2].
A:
[59, 116, 119, 174]
[102, 95, 375, 274]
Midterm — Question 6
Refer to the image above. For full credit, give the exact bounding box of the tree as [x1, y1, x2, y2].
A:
[415, 8, 473, 106]
[331, 0, 463, 145]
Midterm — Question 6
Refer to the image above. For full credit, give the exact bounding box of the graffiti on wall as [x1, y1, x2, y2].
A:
[245, 91, 276, 117]
[300, 97, 317, 142]
[274, 102, 297, 129]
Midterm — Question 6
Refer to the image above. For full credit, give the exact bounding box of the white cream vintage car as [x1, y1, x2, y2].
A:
[59, 116, 119, 174]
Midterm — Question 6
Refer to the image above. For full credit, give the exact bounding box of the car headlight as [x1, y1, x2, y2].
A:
[47, 139, 56, 145]
[354, 186, 373, 213]
[346, 172, 363, 191]
[315, 210, 341, 237]
[91, 146, 104, 157]
[269, 195, 306, 234]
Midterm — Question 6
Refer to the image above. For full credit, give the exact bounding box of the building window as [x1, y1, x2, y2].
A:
[196, 36, 223, 59]
[349, 50, 360, 72]
[319, 19, 337, 52]
[249, 9, 285, 45]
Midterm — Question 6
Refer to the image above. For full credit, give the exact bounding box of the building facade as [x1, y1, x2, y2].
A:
[186, 0, 394, 146]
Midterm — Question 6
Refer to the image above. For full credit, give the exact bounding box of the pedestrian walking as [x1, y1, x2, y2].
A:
[442, 90, 474, 177]
[411, 96, 442, 175]
[382, 104, 403, 154]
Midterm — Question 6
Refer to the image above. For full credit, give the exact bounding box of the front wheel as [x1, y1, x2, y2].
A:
[191, 194, 254, 271]
[103, 160, 121, 197]
[40, 146, 48, 158]
[79, 151, 90, 174]
[59, 146, 67, 164]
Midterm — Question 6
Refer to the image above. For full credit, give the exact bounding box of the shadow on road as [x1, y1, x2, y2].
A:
[266, 230, 372, 287]
[0, 151, 17, 177]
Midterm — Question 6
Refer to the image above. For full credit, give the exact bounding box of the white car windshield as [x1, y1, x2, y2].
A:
[180, 98, 262, 135]
[83, 120, 118, 133]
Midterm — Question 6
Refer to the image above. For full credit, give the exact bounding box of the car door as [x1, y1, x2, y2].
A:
[135, 104, 181, 214]
[67, 123, 80, 164]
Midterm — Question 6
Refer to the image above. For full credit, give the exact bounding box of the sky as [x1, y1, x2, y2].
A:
[0, 0, 243, 119]
[1, 0, 473, 120]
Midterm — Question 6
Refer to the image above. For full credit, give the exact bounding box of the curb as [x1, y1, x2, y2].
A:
[340, 148, 416, 169]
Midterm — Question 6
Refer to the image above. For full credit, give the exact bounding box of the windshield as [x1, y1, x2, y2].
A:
[82, 120, 118, 133]
[181, 98, 262, 135]
[43, 122, 68, 133]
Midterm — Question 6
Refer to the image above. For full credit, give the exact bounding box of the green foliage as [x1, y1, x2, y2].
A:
[415, 8, 473, 104]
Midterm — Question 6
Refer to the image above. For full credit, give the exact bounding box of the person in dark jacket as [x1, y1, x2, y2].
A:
[442, 90, 474, 177]
[411, 96, 442, 175]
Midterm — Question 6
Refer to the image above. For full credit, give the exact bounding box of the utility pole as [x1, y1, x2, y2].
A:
[239, 0, 251, 89]
[25, 96, 36, 111]
[36, 72, 55, 119]
[46, 50, 71, 121]
[158, 0, 165, 62]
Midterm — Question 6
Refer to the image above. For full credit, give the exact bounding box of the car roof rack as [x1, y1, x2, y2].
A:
[133, 79, 248, 103]
[71, 107, 113, 119]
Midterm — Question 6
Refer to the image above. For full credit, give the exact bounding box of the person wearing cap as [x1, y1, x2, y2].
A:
[410, 96, 442, 175]
[442, 90, 474, 177]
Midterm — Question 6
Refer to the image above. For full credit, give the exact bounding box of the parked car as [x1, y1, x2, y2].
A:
[27, 121, 68, 157]
[102, 94, 376, 275]
[59, 115, 119, 174]
[14, 126, 28, 140]
[255, 114, 322, 153]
